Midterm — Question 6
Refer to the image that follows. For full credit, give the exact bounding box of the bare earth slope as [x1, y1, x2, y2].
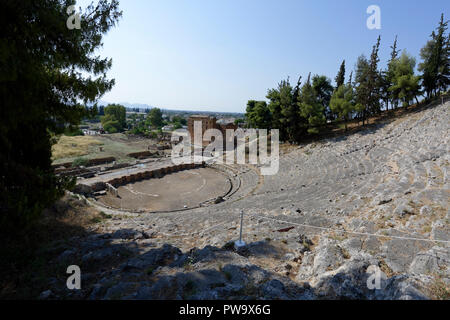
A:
[48, 100, 449, 300]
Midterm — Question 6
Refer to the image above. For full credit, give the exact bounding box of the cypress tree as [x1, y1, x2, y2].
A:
[385, 36, 401, 110]
[354, 55, 370, 125]
[367, 35, 382, 116]
[434, 14, 450, 95]
[282, 76, 305, 142]
[335, 60, 346, 89]
[419, 14, 450, 99]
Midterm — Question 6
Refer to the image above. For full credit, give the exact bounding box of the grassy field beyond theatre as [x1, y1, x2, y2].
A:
[52, 133, 158, 165]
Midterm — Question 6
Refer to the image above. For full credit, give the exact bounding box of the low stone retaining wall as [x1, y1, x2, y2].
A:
[127, 151, 156, 159]
[106, 162, 205, 188]
[74, 162, 206, 195]
[53, 156, 116, 170]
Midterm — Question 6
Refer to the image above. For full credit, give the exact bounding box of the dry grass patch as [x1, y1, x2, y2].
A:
[428, 275, 450, 300]
[52, 135, 103, 160]
[279, 143, 298, 155]
[328, 230, 348, 242]
[379, 259, 395, 277]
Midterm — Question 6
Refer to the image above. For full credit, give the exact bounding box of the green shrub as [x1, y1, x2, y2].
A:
[72, 157, 88, 167]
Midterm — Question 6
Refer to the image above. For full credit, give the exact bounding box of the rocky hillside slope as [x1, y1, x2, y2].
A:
[43, 100, 449, 300]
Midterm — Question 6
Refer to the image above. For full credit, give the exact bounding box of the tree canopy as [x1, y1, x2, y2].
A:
[390, 51, 421, 107]
[101, 104, 126, 133]
[335, 60, 346, 89]
[148, 108, 164, 128]
[245, 14, 449, 141]
[298, 74, 326, 134]
[246, 100, 271, 130]
[419, 14, 449, 99]
[0, 0, 122, 234]
[312, 75, 334, 121]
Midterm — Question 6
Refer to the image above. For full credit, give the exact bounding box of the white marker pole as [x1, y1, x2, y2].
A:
[234, 210, 246, 250]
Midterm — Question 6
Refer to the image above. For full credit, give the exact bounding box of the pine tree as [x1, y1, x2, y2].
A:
[312, 75, 334, 121]
[267, 91, 283, 134]
[245, 100, 257, 127]
[254, 101, 272, 129]
[379, 69, 390, 111]
[0, 0, 122, 234]
[383, 36, 401, 110]
[354, 55, 370, 125]
[389, 51, 421, 108]
[419, 14, 450, 99]
[298, 73, 326, 134]
[245, 100, 271, 129]
[330, 84, 355, 131]
[267, 79, 294, 141]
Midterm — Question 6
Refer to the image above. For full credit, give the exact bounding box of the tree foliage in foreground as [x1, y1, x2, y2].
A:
[0, 0, 122, 234]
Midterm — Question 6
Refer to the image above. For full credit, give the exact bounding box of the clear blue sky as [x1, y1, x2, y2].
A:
[78, 0, 448, 112]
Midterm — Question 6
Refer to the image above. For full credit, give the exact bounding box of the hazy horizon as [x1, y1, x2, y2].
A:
[77, 0, 449, 113]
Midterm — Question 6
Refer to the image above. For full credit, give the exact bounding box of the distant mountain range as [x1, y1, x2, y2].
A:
[94, 100, 244, 115]
[97, 100, 154, 110]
